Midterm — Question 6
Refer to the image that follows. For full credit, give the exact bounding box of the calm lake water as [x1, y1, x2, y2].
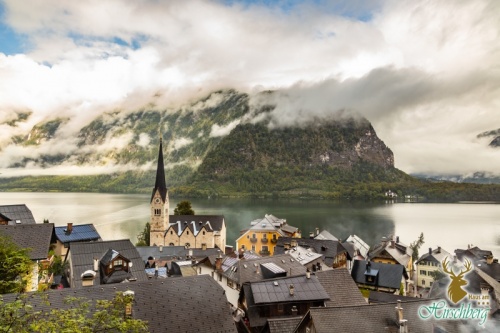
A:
[0, 192, 498, 258]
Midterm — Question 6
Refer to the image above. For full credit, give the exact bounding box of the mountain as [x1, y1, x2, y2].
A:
[1, 89, 499, 201]
[477, 128, 500, 148]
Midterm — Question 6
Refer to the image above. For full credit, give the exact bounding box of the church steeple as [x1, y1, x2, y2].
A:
[150, 136, 169, 246]
[151, 137, 168, 203]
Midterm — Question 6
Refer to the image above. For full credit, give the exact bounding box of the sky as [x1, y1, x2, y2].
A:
[0, 0, 499, 177]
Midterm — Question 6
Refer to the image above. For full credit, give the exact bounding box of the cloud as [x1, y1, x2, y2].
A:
[0, 0, 499, 176]
[210, 119, 241, 138]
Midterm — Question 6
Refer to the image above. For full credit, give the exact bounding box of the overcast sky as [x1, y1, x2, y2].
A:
[0, 0, 499, 177]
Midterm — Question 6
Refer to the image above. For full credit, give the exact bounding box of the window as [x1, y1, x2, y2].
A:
[262, 246, 268, 252]
[185, 243, 190, 248]
[187, 231, 189, 235]
[203, 231, 206, 235]
[114, 259, 123, 267]
[262, 234, 267, 239]
[252, 233, 256, 239]
[252, 245, 256, 251]
[272, 234, 277, 240]
[241, 245, 245, 249]
[154, 209, 161, 216]
[218, 273, 222, 282]
[227, 280, 234, 288]
[420, 270, 427, 276]
[170, 230, 173, 235]
[169, 243, 174, 246]
[277, 304, 284, 313]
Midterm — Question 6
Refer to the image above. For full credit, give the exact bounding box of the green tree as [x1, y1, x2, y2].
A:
[174, 200, 195, 215]
[135, 223, 150, 246]
[0, 235, 32, 294]
[429, 270, 446, 281]
[409, 232, 425, 263]
[0, 292, 148, 332]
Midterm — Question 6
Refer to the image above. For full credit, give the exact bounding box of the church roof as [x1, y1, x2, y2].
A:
[151, 138, 168, 203]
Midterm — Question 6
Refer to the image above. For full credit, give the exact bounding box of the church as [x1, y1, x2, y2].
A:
[149, 138, 227, 250]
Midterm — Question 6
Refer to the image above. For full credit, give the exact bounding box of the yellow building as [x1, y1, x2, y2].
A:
[236, 214, 300, 256]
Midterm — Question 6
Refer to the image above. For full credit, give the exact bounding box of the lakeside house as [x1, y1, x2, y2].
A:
[415, 246, 452, 288]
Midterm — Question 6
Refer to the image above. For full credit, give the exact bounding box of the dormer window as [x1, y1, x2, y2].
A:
[114, 259, 123, 267]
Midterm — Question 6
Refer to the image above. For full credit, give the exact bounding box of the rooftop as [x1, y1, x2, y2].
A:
[0, 223, 55, 260]
[0, 204, 37, 224]
[54, 224, 101, 244]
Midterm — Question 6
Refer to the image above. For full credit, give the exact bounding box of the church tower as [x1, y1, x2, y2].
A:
[150, 137, 169, 246]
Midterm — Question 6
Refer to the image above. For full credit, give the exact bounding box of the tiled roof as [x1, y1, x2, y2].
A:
[415, 247, 452, 265]
[300, 300, 465, 333]
[54, 224, 101, 244]
[0, 223, 54, 260]
[368, 237, 412, 267]
[345, 234, 370, 259]
[168, 215, 225, 236]
[0, 204, 37, 224]
[222, 254, 307, 284]
[275, 237, 348, 266]
[266, 317, 302, 333]
[351, 260, 407, 290]
[368, 290, 418, 304]
[455, 246, 493, 263]
[69, 239, 148, 288]
[249, 275, 330, 304]
[2, 275, 237, 333]
[315, 269, 366, 306]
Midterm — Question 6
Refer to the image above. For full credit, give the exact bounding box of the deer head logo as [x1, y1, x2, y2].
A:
[441, 257, 472, 304]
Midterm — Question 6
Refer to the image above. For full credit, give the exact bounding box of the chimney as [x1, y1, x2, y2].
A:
[93, 258, 99, 271]
[159, 245, 163, 252]
[215, 251, 222, 271]
[284, 243, 290, 250]
[429, 248, 432, 255]
[291, 239, 298, 248]
[315, 228, 319, 236]
[123, 290, 134, 317]
[437, 246, 441, 254]
[291, 305, 298, 316]
[486, 255, 493, 265]
[306, 269, 311, 279]
[66, 222, 73, 234]
[191, 258, 196, 265]
[390, 240, 395, 248]
[154, 265, 159, 278]
[289, 284, 295, 296]
[396, 236, 400, 243]
[395, 300, 408, 333]
[309, 232, 314, 238]
[188, 249, 193, 258]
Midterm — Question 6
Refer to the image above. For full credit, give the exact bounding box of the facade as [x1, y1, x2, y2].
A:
[415, 246, 452, 288]
[163, 215, 227, 250]
[236, 215, 301, 256]
[149, 138, 170, 245]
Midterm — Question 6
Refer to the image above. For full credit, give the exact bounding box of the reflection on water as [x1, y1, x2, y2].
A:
[0, 193, 498, 258]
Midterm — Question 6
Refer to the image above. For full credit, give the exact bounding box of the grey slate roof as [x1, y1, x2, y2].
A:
[455, 246, 493, 263]
[54, 224, 101, 244]
[248, 275, 330, 304]
[315, 269, 366, 306]
[0, 204, 37, 224]
[368, 237, 412, 267]
[69, 239, 148, 288]
[416, 247, 452, 265]
[265, 317, 302, 333]
[222, 254, 307, 284]
[2, 275, 237, 333]
[299, 300, 465, 333]
[136, 245, 222, 262]
[351, 260, 408, 290]
[275, 237, 349, 267]
[368, 290, 419, 304]
[314, 230, 338, 241]
[0, 223, 54, 260]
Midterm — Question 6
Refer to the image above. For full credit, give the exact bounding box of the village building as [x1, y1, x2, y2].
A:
[0, 204, 37, 225]
[65, 239, 148, 288]
[0, 223, 55, 291]
[53, 222, 101, 260]
[239, 273, 330, 332]
[351, 260, 409, 294]
[368, 235, 413, 278]
[415, 246, 452, 288]
[149, 138, 227, 249]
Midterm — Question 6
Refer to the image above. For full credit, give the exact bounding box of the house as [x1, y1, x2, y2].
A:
[313, 229, 338, 241]
[275, 237, 350, 269]
[53, 223, 101, 260]
[236, 215, 301, 256]
[1, 275, 238, 333]
[163, 215, 227, 250]
[344, 234, 370, 259]
[66, 239, 148, 288]
[294, 299, 464, 333]
[368, 235, 413, 278]
[315, 269, 366, 307]
[415, 246, 452, 288]
[216, 254, 307, 307]
[239, 273, 330, 332]
[351, 260, 408, 294]
[455, 245, 493, 264]
[0, 204, 37, 225]
[0, 223, 55, 291]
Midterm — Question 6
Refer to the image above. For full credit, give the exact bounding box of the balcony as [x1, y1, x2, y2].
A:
[250, 237, 258, 243]
[261, 238, 268, 244]
[270, 238, 278, 244]
[259, 250, 271, 256]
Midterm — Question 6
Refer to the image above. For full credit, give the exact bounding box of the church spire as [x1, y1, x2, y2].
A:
[151, 136, 167, 203]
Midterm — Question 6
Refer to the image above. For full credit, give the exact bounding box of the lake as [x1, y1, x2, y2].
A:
[0, 192, 498, 259]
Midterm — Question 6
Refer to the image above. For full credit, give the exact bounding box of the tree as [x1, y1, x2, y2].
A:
[429, 270, 446, 281]
[0, 292, 148, 332]
[409, 232, 425, 263]
[174, 200, 195, 215]
[0, 235, 32, 294]
[135, 223, 150, 246]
